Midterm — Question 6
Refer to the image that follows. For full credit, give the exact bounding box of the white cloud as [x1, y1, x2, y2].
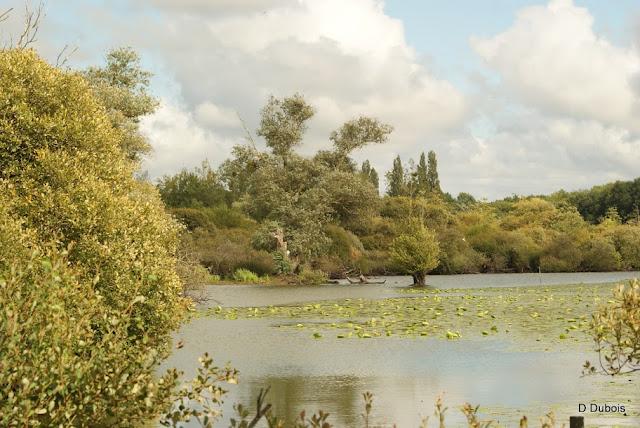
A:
[194, 102, 240, 129]
[471, 0, 640, 130]
[140, 100, 237, 179]
[134, 0, 468, 167]
[10, 0, 640, 199]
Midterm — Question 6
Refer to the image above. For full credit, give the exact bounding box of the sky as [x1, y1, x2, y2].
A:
[2, 0, 640, 200]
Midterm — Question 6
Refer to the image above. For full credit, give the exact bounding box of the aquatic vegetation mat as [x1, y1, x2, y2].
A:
[200, 283, 619, 351]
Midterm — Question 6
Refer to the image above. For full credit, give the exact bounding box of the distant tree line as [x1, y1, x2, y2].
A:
[157, 94, 640, 285]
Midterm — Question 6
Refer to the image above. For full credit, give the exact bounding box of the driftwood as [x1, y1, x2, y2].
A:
[345, 274, 386, 285]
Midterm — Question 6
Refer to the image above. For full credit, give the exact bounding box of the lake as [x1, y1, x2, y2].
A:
[162, 272, 640, 427]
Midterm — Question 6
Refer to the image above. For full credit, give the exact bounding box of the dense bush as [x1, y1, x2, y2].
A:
[0, 48, 186, 425]
[187, 228, 275, 277]
[170, 207, 218, 232]
[580, 235, 621, 272]
[295, 267, 329, 285]
[232, 268, 260, 283]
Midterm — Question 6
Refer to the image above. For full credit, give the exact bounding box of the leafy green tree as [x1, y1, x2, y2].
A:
[158, 161, 228, 208]
[84, 47, 158, 161]
[369, 168, 379, 192]
[390, 220, 440, 286]
[330, 116, 393, 155]
[361, 160, 379, 191]
[257, 93, 315, 160]
[426, 150, 441, 193]
[386, 155, 406, 197]
[455, 192, 477, 210]
[320, 170, 380, 228]
[0, 48, 185, 425]
[611, 225, 640, 269]
[580, 235, 621, 271]
[415, 152, 429, 196]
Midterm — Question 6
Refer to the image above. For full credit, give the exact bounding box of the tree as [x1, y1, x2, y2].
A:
[157, 161, 228, 208]
[390, 221, 440, 286]
[84, 47, 159, 161]
[415, 152, 429, 196]
[257, 93, 315, 160]
[386, 155, 406, 196]
[361, 160, 379, 192]
[426, 150, 442, 194]
[0, 48, 185, 425]
[330, 116, 393, 155]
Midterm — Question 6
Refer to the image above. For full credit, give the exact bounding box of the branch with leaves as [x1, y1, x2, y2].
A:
[583, 279, 640, 375]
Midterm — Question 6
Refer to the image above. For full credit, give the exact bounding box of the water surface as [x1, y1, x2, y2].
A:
[163, 272, 639, 427]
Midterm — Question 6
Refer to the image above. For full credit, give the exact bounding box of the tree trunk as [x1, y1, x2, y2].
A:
[412, 271, 426, 286]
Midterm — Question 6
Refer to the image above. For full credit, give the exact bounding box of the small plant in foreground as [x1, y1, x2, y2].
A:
[583, 279, 640, 375]
[161, 364, 571, 428]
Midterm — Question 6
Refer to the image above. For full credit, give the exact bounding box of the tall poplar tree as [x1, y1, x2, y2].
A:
[361, 160, 379, 192]
[416, 152, 429, 196]
[426, 150, 442, 194]
[386, 155, 406, 196]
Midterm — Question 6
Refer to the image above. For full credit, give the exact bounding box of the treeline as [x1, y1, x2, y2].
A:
[158, 95, 640, 281]
[552, 179, 640, 224]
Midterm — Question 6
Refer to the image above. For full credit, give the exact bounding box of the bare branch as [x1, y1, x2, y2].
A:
[247, 386, 272, 428]
[0, 7, 13, 23]
[17, 1, 44, 48]
[236, 111, 258, 150]
[55, 43, 78, 68]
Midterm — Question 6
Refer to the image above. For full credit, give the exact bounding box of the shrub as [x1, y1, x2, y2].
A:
[326, 224, 364, 263]
[189, 228, 275, 276]
[580, 235, 621, 271]
[0, 48, 186, 424]
[610, 225, 640, 269]
[233, 268, 260, 283]
[209, 205, 254, 229]
[0, 196, 179, 426]
[584, 279, 640, 375]
[296, 268, 329, 285]
[273, 251, 292, 275]
[540, 233, 582, 272]
[170, 207, 217, 232]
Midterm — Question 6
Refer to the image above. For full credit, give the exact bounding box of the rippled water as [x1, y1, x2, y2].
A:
[162, 272, 639, 427]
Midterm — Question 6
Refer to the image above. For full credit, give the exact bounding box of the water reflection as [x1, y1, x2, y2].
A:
[163, 272, 640, 427]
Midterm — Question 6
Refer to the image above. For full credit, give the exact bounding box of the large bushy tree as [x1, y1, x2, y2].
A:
[390, 220, 440, 286]
[0, 48, 185, 425]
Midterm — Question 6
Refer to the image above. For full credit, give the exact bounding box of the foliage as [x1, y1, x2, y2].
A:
[160, 353, 239, 428]
[187, 228, 275, 277]
[158, 161, 228, 208]
[233, 268, 261, 283]
[390, 221, 440, 285]
[329, 116, 393, 155]
[257, 93, 315, 159]
[360, 160, 379, 192]
[0, 48, 186, 425]
[295, 268, 329, 285]
[584, 279, 640, 375]
[386, 155, 406, 197]
[272, 251, 293, 275]
[84, 47, 158, 161]
[560, 178, 640, 223]
[426, 150, 441, 194]
[0, 231, 179, 426]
